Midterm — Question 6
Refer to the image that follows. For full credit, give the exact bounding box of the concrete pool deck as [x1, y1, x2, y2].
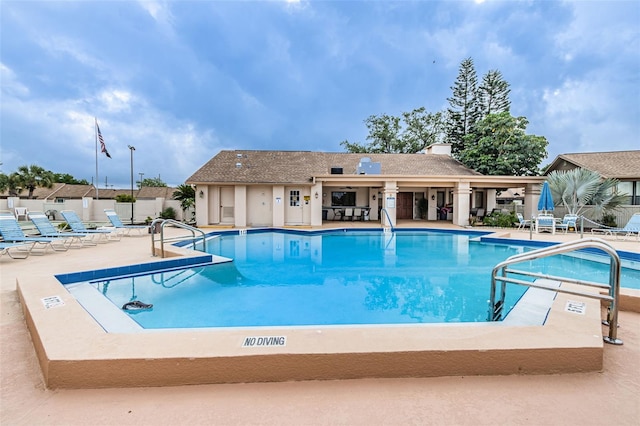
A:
[2, 221, 639, 425]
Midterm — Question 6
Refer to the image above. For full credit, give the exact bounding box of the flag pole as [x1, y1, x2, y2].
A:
[95, 118, 99, 200]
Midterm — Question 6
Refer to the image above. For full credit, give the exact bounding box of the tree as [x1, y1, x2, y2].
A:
[446, 57, 480, 156]
[52, 173, 90, 185]
[0, 172, 22, 196]
[173, 184, 195, 222]
[12, 165, 54, 199]
[140, 177, 167, 188]
[478, 70, 511, 116]
[341, 109, 445, 154]
[341, 114, 402, 153]
[457, 112, 548, 176]
[400, 108, 445, 152]
[546, 168, 627, 217]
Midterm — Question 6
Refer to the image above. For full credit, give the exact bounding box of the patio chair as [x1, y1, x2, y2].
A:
[516, 213, 531, 230]
[591, 213, 640, 241]
[0, 211, 68, 254]
[0, 242, 31, 259]
[343, 208, 353, 221]
[535, 214, 556, 234]
[353, 208, 362, 221]
[29, 211, 98, 247]
[555, 214, 580, 234]
[14, 207, 29, 221]
[104, 209, 149, 236]
[60, 210, 121, 242]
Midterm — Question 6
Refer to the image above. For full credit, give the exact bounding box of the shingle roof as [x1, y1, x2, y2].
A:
[186, 150, 482, 184]
[547, 151, 640, 179]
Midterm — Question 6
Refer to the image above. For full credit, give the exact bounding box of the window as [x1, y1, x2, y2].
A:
[331, 191, 356, 206]
[289, 190, 300, 207]
[617, 181, 640, 205]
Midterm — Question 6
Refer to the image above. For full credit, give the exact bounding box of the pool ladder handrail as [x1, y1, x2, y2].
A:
[150, 219, 207, 258]
[380, 208, 395, 232]
[488, 237, 622, 345]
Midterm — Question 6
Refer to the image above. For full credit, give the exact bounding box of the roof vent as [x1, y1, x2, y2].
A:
[357, 158, 381, 175]
[236, 163, 242, 168]
[330, 167, 343, 174]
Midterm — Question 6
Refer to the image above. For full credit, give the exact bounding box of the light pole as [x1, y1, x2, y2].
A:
[128, 145, 136, 224]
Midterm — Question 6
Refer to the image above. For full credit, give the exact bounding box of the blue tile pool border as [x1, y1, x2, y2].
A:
[55, 254, 214, 285]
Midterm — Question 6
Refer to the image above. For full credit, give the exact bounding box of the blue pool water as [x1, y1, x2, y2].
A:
[81, 230, 640, 329]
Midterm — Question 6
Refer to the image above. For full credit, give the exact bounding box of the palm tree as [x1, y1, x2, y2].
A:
[172, 184, 195, 222]
[546, 168, 627, 217]
[12, 165, 54, 199]
[0, 172, 22, 196]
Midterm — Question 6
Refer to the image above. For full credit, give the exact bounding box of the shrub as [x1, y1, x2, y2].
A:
[601, 213, 617, 228]
[483, 211, 517, 228]
[159, 207, 176, 220]
[115, 194, 136, 203]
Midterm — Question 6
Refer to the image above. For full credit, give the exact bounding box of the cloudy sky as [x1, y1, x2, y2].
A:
[1, 1, 638, 188]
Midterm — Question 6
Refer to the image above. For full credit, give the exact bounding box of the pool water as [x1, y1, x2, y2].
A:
[86, 231, 640, 329]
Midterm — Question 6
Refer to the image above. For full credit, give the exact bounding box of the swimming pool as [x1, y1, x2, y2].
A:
[74, 230, 640, 330]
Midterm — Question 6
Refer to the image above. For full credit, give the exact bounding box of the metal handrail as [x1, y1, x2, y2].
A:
[150, 219, 207, 258]
[380, 208, 395, 231]
[488, 237, 622, 345]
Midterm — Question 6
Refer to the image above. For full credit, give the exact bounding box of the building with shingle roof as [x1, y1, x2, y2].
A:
[187, 147, 546, 227]
[545, 150, 640, 206]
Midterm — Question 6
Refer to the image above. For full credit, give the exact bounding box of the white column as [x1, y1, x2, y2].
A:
[382, 181, 398, 226]
[453, 182, 471, 226]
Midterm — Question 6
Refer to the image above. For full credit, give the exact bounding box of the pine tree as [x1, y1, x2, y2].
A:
[478, 70, 511, 116]
[446, 57, 480, 156]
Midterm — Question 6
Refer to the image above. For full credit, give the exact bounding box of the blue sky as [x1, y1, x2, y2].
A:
[1, 1, 638, 188]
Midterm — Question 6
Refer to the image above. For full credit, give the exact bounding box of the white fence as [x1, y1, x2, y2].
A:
[2, 197, 187, 225]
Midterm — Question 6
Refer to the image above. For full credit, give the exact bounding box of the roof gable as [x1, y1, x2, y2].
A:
[546, 150, 640, 179]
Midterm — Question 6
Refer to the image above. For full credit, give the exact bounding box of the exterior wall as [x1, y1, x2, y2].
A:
[2, 197, 181, 224]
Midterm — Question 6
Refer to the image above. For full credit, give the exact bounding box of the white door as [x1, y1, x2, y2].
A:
[286, 189, 303, 224]
[220, 187, 234, 224]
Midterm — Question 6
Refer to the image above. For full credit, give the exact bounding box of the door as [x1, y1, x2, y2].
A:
[396, 192, 413, 219]
[286, 189, 303, 224]
[220, 187, 234, 224]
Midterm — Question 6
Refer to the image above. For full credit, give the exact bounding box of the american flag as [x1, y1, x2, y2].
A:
[97, 122, 111, 158]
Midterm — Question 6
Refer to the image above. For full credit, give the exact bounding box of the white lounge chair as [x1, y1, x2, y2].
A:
[591, 213, 640, 241]
[104, 209, 149, 236]
[0, 211, 68, 254]
[60, 210, 121, 242]
[29, 211, 97, 247]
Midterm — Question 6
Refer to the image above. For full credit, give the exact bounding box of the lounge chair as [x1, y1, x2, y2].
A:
[555, 214, 580, 234]
[516, 213, 531, 230]
[0, 211, 68, 254]
[591, 213, 640, 241]
[104, 209, 149, 236]
[60, 210, 121, 242]
[29, 211, 98, 247]
[0, 242, 31, 259]
[535, 213, 556, 234]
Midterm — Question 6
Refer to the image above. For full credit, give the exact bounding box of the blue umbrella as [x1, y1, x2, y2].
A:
[537, 181, 554, 213]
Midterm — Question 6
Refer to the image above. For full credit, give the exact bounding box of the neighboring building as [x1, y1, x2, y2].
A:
[187, 146, 545, 228]
[544, 150, 640, 205]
